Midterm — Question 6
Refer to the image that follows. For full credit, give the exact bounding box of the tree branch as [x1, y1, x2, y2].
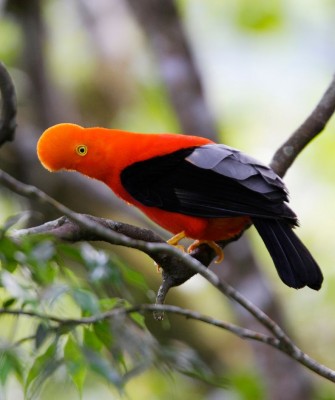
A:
[1, 303, 335, 382]
[270, 74, 335, 177]
[0, 170, 308, 343]
[0, 168, 217, 301]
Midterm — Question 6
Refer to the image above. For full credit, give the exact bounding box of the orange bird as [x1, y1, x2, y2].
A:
[37, 123, 323, 290]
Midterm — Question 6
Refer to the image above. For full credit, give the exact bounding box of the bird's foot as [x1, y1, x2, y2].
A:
[167, 231, 187, 247]
[187, 240, 224, 263]
[155, 231, 186, 271]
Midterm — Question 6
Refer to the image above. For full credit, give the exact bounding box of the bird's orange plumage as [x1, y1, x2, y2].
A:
[37, 123, 248, 240]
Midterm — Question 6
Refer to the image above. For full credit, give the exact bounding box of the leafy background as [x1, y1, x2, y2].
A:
[0, 0, 335, 399]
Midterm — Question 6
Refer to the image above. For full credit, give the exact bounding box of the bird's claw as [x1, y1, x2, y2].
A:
[187, 240, 224, 263]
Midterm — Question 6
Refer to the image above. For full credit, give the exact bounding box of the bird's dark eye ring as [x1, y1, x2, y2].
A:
[76, 145, 88, 156]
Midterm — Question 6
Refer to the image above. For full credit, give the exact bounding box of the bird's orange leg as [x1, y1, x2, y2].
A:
[155, 231, 186, 272]
[187, 240, 224, 263]
[167, 231, 187, 251]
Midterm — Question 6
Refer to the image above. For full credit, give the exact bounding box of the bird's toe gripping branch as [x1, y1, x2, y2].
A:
[188, 240, 224, 263]
[167, 230, 188, 251]
[167, 231, 224, 263]
[155, 231, 187, 272]
[155, 231, 224, 273]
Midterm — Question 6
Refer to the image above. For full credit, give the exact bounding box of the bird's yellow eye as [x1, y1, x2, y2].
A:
[76, 145, 88, 156]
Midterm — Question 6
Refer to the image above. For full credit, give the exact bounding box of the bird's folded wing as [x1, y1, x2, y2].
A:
[120, 144, 297, 222]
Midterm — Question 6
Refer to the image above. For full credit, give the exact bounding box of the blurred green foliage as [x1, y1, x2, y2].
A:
[0, 218, 228, 399]
[235, 0, 284, 32]
[0, 19, 22, 65]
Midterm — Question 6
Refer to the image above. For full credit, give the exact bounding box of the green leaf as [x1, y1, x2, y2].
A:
[229, 370, 265, 400]
[25, 341, 61, 399]
[61, 266, 81, 286]
[32, 262, 58, 286]
[0, 346, 24, 385]
[120, 263, 148, 291]
[163, 344, 227, 388]
[72, 288, 100, 315]
[57, 243, 84, 264]
[98, 297, 122, 311]
[83, 348, 123, 388]
[2, 297, 17, 308]
[35, 323, 50, 350]
[64, 336, 87, 397]
[0, 236, 18, 272]
[129, 311, 146, 329]
[93, 320, 114, 349]
[83, 327, 102, 352]
[27, 241, 57, 285]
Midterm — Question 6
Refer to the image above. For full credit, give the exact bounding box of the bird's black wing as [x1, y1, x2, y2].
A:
[121, 144, 323, 290]
[120, 144, 297, 223]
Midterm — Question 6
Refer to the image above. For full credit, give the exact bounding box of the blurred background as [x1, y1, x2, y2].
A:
[1, 0, 335, 399]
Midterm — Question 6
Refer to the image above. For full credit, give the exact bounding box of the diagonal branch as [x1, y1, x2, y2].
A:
[0, 168, 216, 294]
[0, 169, 301, 341]
[271, 74, 335, 177]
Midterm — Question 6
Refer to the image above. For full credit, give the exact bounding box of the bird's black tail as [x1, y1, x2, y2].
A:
[252, 218, 323, 290]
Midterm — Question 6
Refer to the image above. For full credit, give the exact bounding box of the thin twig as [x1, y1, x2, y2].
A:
[1, 304, 334, 382]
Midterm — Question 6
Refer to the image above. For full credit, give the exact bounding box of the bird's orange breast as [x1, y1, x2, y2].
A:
[139, 205, 250, 241]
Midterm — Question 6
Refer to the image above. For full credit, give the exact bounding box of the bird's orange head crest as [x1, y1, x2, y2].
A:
[37, 123, 86, 171]
[37, 123, 115, 181]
